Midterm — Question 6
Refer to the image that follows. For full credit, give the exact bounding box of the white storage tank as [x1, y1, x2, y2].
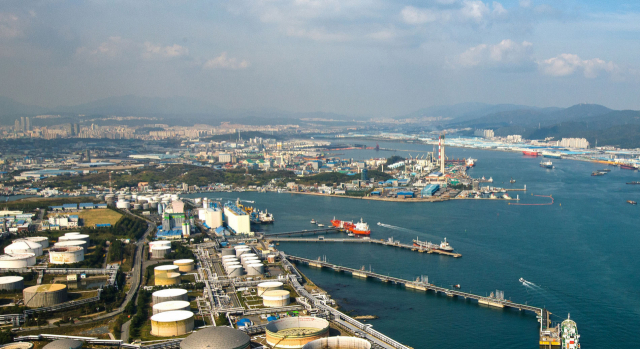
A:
[262, 290, 290, 307]
[0, 253, 36, 268]
[53, 240, 88, 253]
[22, 237, 49, 248]
[0, 276, 24, 291]
[155, 272, 181, 286]
[246, 263, 265, 276]
[220, 248, 235, 256]
[133, 204, 142, 210]
[152, 300, 191, 315]
[240, 253, 257, 263]
[149, 241, 172, 252]
[151, 245, 171, 259]
[49, 246, 84, 264]
[241, 257, 260, 266]
[155, 265, 180, 276]
[173, 259, 195, 272]
[221, 255, 238, 261]
[227, 265, 244, 277]
[4, 241, 43, 256]
[59, 234, 90, 243]
[152, 288, 189, 304]
[116, 200, 130, 209]
[222, 258, 239, 266]
[302, 336, 372, 349]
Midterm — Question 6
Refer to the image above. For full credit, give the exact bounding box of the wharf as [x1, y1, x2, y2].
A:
[285, 254, 542, 316]
[267, 237, 461, 257]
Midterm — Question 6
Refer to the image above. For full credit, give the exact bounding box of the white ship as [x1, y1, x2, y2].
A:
[561, 314, 580, 349]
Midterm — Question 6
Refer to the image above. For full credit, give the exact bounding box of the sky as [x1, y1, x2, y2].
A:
[1, 0, 640, 117]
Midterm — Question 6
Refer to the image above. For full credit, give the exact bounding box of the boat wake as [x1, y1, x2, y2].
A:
[377, 222, 441, 240]
[519, 278, 541, 289]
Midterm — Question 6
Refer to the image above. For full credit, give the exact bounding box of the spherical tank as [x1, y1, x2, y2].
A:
[152, 288, 188, 304]
[22, 237, 49, 248]
[155, 265, 180, 276]
[151, 246, 171, 259]
[4, 241, 43, 256]
[174, 259, 195, 272]
[0, 276, 24, 291]
[152, 300, 191, 315]
[262, 290, 290, 307]
[23, 284, 68, 308]
[0, 253, 36, 268]
[42, 339, 83, 349]
[49, 247, 84, 264]
[53, 240, 88, 253]
[150, 310, 194, 337]
[226, 265, 244, 277]
[246, 263, 264, 276]
[155, 272, 181, 286]
[265, 317, 330, 349]
[257, 281, 284, 295]
[302, 337, 372, 349]
[180, 326, 251, 349]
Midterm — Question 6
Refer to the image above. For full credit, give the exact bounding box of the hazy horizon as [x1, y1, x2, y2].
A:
[2, 1, 640, 117]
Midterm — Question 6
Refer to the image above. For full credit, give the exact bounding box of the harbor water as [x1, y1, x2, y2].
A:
[187, 142, 640, 349]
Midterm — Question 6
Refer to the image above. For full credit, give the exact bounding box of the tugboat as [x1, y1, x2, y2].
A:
[310, 219, 316, 224]
[627, 200, 637, 205]
[540, 161, 554, 169]
[627, 181, 640, 185]
[317, 223, 325, 227]
[453, 284, 461, 289]
[561, 314, 580, 349]
[510, 178, 516, 183]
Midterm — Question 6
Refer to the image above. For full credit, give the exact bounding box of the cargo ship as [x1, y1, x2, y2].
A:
[466, 158, 476, 167]
[542, 151, 563, 159]
[522, 150, 539, 156]
[413, 237, 454, 252]
[540, 161, 554, 169]
[560, 315, 580, 349]
[627, 181, 640, 185]
[331, 218, 371, 236]
[250, 209, 274, 224]
[620, 164, 637, 170]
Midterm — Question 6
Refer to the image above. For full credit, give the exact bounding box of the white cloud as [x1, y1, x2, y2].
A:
[76, 36, 133, 58]
[0, 13, 22, 39]
[538, 54, 618, 78]
[457, 39, 533, 67]
[492, 2, 507, 16]
[401, 1, 506, 26]
[519, 0, 531, 8]
[143, 42, 189, 59]
[460, 1, 490, 22]
[401, 6, 440, 25]
[286, 27, 351, 41]
[203, 52, 250, 70]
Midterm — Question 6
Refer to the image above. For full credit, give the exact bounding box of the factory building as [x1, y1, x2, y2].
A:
[150, 310, 194, 337]
[204, 208, 223, 229]
[223, 203, 251, 235]
[265, 317, 330, 349]
[23, 284, 68, 307]
[180, 327, 250, 349]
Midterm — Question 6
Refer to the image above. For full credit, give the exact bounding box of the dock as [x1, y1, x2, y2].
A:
[260, 228, 340, 238]
[285, 254, 542, 315]
[266, 237, 462, 257]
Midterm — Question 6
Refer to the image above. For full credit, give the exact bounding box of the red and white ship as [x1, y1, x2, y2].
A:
[331, 217, 371, 236]
[522, 150, 539, 157]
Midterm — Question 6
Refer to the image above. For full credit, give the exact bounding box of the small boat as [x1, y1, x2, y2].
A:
[519, 278, 525, 283]
[591, 171, 604, 176]
[310, 219, 316, 224]
[540, 161, 554, 169]
[510, 178, 516, 183]
[347, 232, 354, 237]
[628, 200, 637, 205]
[453, 284, 461, 289]
[600, 169, 611, 172]
[317, 223, 325, 227]
[377, 222, 381, 225]
[627, 182, 640, 185]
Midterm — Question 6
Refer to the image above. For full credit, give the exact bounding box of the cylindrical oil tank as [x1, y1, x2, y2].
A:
[151, 246, 171, 259]
[4, 241, 43, 256]
[0, 253, 36, 268]
[59, 234, 90, 243]
[265, 317, 330, 348]
[21, 237, 49, 248]
[150, 310, 194, 337]
[142, 203, 150, 210]
[23, 284, 68, 308]
[155, 265, 180, 276]
[116, 200, 130, 209]
[133, 204, 142, 210]
[43, 339, 83, 349]
[262, 290, 290, 307]
[235, 248, 251, 257]
[226, 265, 244, 277]
[152, 300, 191, 315]
[1, 343, 34, 349]
[241, 257, 260, 266]
[180, 327, 251, 349]
[49, 246, 84, 264]
[257, 281, 284, 295]
[53, 240, 88, 253]
[174, 259, 195, 272]
[155, 272, 181, 286]
[302, 337, 372, 349]
[0, 276, 24, 291]
[240, 253, 257, 263]
[149, 241, 172, 251]
[221, 254, 238, 260]
[152, 288, 188, 304]
[64, 232, 81, 236]
[150, 202, 158, 209]
[222, 258, 239, 266]
[246, 263, 265, 276]
[220, 248, 235, 256]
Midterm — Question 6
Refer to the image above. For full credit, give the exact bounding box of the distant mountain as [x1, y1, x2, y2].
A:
[0, 97, 48, 124]
[54, 95, 227, 116]
[397, 102, 555, 121]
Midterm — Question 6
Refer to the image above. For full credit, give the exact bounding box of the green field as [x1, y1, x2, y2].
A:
[51, 208, 122, 227]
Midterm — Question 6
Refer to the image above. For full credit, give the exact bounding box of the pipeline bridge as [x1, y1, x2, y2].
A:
[267, 237, 462, 257]
[261, 228, 340, 238]
[285, 254, 544, 316]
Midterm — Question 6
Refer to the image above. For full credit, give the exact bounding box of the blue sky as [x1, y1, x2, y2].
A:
[1, 0, 639, 117]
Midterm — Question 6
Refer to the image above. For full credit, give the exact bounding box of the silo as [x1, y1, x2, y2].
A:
[174, 259, 195, 272]
[22, 237, 49, 248]
[152, 288, 189, 304]
[23, 284, 68, 307]
[302, 337, 372, 349]
[0, 276, 24, 291]
[151, 245, 171, 259]
[155, 272, 181, 286]
[227, 265, 244, 277]
[150, 310, 194, 337]
[220, 248, 235, 256]
[0, 253, 36, 268]
[53, 240, 88, 253]
[5, 241, 43, 256]
[152, 300, 191, 315]
[180, 326, 251, 349]
[265, 317, 330, 348]
[154, 265, 180, 276]
[262, 290, 290, 307]
[257, 281, 284, 295]
[42, 339, 83, 349]
[59, 234, 90, 243]
[49, 246, 84, 264]
[246, 263, 265, 276]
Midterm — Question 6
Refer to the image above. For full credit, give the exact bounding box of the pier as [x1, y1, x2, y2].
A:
[267, 237, 462, 257]
[285, 254, 542, 316]
[260, 228, 340, 238]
